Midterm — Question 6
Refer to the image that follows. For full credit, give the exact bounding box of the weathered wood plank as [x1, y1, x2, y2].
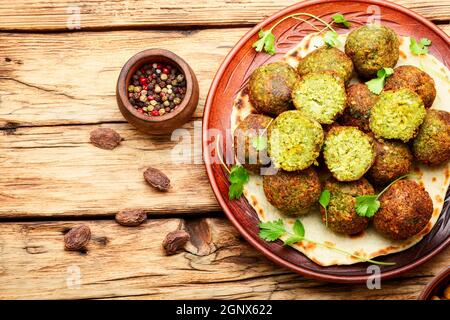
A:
[0, 123, 219, 218]
[0, 217, 447, 299]
[0, 0, 448, 31]
[0, 28, 248, 127]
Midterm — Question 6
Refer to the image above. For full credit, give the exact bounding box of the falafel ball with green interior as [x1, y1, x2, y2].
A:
[367, 139, 413, 186]
[339, 83, 379, 132]
[413, 109, 450, 166]
[369, 88, 426, 142]
[292, 72, 346, 125]
[321, 178, 374, 235]
[374, 180, 433, 240]
[297, 46, 354, 83]
[248, 61, 300, 116]
[385, 65, 436, 108]
[268, 110, 324, 171]
[233, 114, 273, 173]
[345, 24, 399, 79]
[323, 126, 375, 181]
[263, 167, 321, 215]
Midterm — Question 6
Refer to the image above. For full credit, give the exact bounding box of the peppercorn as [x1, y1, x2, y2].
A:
[128, 62, 186, 117]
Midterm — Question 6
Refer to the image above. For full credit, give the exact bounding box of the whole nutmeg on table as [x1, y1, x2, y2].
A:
[115, 209, 147, 227]
[90, 128, 122, 150]
[162, 230, 190, 255]
[64, 225, 91, 251]
[143, 167, 171, 191]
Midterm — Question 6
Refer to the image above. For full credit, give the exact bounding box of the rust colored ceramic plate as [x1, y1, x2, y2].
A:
[203, 0, 450, 283]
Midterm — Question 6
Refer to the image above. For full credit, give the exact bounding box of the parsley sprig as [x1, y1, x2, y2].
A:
[253, 13, 338, 55]
[332, 13, 351, 28]
[259, 218, 395, 266]
[253, 13, 352, 54]
[228, 165, 249, 200]
[216, 135, 250, 200]
[324, 31, 341, 48]
[355, 174, 414, 218]
[410, 37, 432, 55]
[365, 67, 394, 95]
[319, 189, 331, 227]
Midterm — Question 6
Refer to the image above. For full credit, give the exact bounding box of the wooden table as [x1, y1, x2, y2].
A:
[0, 0, 448, 300]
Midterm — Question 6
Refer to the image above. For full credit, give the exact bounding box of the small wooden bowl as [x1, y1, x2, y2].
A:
[116, 49, 199, 135]
[418, 267, 450, 300]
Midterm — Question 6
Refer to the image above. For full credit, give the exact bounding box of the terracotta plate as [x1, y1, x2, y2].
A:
[202, 0, 450, 283]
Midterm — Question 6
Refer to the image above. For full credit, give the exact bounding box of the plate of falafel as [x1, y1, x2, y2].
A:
[203, 0, 450, 282]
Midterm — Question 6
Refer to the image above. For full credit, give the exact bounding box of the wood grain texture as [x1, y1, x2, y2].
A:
[0, 0, 448, 31]
[0, 28, 248, 127]
[0, 217, 448, 299]
[0, 122, 219, 218]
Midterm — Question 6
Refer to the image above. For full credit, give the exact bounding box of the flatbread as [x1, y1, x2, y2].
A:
[230, 32, 450, 266]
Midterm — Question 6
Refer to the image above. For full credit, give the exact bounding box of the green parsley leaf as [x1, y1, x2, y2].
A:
[332, 13, 351, 28]
[252, 29, 276, 55]
[324, 31, 341, 47]
[292, 219, 305, 238]
[283, 219, 305, 245]
[355, 195, 380, 218]
[251, 136, 267, 151]
[319, 190, 330, 209]
[366, 67, 394, 95]
[228, 165, 249, 200]
[259, 219, 286, 241]
[319, 189, 331, 227]
[410, 37, 432, 55]
[284, 235, 304, 246]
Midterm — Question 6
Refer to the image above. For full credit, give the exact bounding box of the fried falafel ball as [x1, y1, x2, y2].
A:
[248, 61, 300, 116]
[367, 139, 413, 186]
[292, 72, 347, 125]
[369, 88, 426, 142]
[374, 180, 433, 240]
[385, 65, 436, 108]
[263, 167, 321, 215]
[413, 109, 450, 166]
[320, 178, 374, 235]
[233, 114, 273, 173]
[339, 83, 379, 132]
[297, 46, 354, 83]
[323, 126, 375, 182]
[268, 110, 324, 171]
[345, 25, 399, 79]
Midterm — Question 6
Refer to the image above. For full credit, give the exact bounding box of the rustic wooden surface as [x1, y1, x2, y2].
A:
[0, 0, 449, 299]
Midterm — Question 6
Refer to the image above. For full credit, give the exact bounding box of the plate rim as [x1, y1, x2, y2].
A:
[202, 0, 450, 283]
